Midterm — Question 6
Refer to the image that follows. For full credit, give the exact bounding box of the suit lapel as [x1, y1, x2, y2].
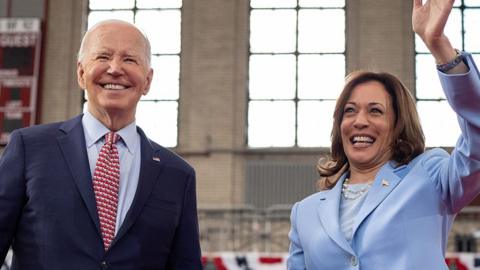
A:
[317, 174, 355, 255]
[56, 115, 101, 233]
[115, 128, 164, 241]
[351, 162, 403, 237]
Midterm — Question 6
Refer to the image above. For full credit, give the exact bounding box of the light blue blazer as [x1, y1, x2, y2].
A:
[288, 53, 480, 270]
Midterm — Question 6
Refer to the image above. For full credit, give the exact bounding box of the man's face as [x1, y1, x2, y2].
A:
[77, 22, 153, 123]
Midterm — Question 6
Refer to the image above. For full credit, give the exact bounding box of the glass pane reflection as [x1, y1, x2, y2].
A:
[417, 101, 460, 147]
[89, 0, 134, 10]
[250, 0, 296, 8]
[415, 54, 445, 100]
[465, 9, 480, 52]
[249, 55, 296, 99]
[465, 0, 480, 6]
[135, 10, 181, 54]
[298, 54, 345, 99]
[473, 54, 480, 65]
[248, 101, 295, 147]
[298, 9, 345, 53]
[250, 10, 297, 53]
[142, 55, 180, 100]
[136, 0, 182, 8]
[88, 11, 134, 28]
[297, 100, 335, 147]
[136, 101, 178, 147]
[299, 0, 345, 8]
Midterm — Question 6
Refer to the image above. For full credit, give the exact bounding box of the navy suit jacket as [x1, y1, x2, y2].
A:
[0, 115, 202, 269]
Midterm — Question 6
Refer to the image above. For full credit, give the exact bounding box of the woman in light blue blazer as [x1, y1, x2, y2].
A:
[287, 0, 480, 269]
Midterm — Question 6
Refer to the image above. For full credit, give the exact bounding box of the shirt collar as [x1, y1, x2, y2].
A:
[82, 110, 137, 154]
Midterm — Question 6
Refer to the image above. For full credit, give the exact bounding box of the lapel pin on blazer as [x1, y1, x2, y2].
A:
[152, 156, 160, 162]
[382, 179, 389, 187]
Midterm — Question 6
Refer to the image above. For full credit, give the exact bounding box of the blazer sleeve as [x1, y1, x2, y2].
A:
[164, 170, 202, 269]
[287, 202, 306, 270]
[428, 53, 480, 212]
[0, 130, 26, 260]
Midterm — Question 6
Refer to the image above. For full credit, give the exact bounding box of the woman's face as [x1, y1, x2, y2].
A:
[340, 80, 395, 170]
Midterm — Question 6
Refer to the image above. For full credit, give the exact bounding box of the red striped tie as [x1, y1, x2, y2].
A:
[92, 132, 120, 250]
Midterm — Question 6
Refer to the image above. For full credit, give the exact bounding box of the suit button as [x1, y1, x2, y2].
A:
[100, 261, 109, 270]
[351, 256, 358, 266]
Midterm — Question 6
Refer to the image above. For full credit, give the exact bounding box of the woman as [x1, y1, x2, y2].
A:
[287, 0, 480, 269]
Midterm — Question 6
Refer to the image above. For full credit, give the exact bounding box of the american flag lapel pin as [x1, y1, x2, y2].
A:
[382, 179, 389, 187]
[152, 156, 160, 162]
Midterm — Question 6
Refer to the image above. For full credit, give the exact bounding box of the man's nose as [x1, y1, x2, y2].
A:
[107, 59, 124, 76]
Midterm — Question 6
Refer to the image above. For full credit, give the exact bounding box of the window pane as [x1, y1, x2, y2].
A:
[298, 9, 344, 53]
[297, 100, 335, 147]
[88, 11, 134, 28]
[249, 55, 296, 99]
[248, 101, 295, 147]
[415, 9, 461, 53]
[250, 0, 296, 8]
[142, 55, 179, 100]
[298, 54, 345, 99]
[249, 1, 345, 148]
[465, 0, 480, 6]
[136, 0, 182, 8]
[299, 0, 345, 8]
[474, 54, 480, 65]
[89, 0, 134, 9]
[415, 54, 445, 99]
[136, 101, 178, 147]
[250, 10, 297, 53]
[135, 10, 181, 54]
[465, 9, 480, 52]
[417, 101, 460, 147]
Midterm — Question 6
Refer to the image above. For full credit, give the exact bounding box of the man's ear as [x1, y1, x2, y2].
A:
[77, 61, 86, 90]
[142, 68, 154, 95]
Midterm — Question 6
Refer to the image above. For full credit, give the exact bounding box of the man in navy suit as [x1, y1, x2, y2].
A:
[0, 20, 202, 269]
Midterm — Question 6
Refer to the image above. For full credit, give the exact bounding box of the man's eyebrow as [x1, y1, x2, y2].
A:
[124, 53, 139, 58]
[92, 49, 112, 55]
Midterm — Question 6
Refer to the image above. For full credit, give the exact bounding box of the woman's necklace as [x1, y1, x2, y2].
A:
[341, 178, 373, 200]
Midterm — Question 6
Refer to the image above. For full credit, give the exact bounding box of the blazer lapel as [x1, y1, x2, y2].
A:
[351, 162, 403, 237]
[317, 174, 355, 255]
[114, 128, 164, 241]
[56, 115, 101, 233]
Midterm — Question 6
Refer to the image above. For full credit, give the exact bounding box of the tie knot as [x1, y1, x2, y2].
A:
[105, 132, 120, 144]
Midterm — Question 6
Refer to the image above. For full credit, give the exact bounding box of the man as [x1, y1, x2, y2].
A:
[0, 20, 202, 269]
